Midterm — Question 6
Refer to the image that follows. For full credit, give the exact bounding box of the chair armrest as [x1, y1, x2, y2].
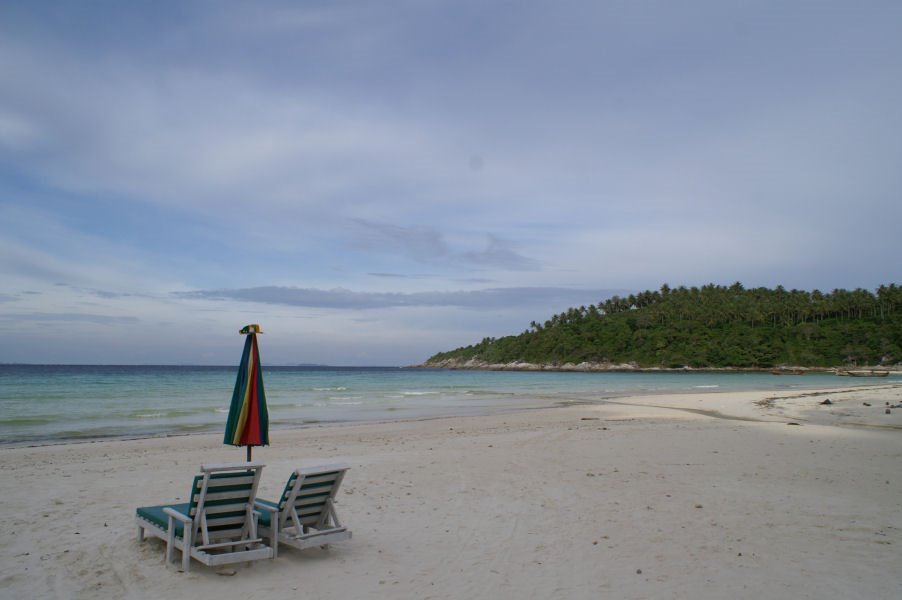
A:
[253, 500, 278, 516]
[163, 507, 192, 523]
[253, 500, 280, 558]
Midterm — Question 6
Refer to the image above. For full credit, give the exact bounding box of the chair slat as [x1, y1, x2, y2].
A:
[302, 473, 341, 485]
[195, 475, 256, 491]
[204, 504, 249, 516]
[201, 490, 255, 503]
[294, 494, 331, 507]
[204, 515, 249, 527]
[198, 482, 254, 494]
[298, 482, 334, 493]
[296, 503, 326, 516]
[207, 475, 254, 490]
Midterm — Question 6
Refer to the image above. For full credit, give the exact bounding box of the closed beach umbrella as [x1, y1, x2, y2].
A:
[224, 324, 269, 461]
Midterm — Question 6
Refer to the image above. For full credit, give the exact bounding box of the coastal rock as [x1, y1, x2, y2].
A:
[416, 357, 850, 373]
[418, 358, 670, 372]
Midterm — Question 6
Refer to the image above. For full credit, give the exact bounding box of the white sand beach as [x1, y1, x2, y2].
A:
[2, 384, 901, 599]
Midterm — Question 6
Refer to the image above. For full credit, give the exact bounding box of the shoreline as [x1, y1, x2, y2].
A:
[3, 384, 901, 599]
[415, 358, 902, 373]
[6, 381, 901, 450]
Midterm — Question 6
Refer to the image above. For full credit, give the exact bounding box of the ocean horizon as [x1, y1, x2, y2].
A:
[0, 364, 888, 447]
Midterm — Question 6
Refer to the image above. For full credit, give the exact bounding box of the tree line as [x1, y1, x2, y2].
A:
[426, 283, 902, 368]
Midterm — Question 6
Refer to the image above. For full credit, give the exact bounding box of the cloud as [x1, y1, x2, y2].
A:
[367, 272, 432, 279]
[350, 220, 539, 271]
[461, 235, 539, 271]
[177, 285, 619, 311]
[0, 312, 140, 325]
[350, 219, 449, 261]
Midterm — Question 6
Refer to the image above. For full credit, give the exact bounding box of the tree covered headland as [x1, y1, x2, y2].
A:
[425, 283, 902, 369]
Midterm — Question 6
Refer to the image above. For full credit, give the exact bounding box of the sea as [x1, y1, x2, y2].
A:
[0, 365, 885, 446]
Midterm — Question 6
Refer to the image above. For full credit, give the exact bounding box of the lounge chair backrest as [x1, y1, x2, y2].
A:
[277, 464, 348, 530]
[188, 462, 264, 544]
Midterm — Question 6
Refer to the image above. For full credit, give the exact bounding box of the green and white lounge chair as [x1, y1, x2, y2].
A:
[255, 464, 351, 557]
[135, 462, 274, 571]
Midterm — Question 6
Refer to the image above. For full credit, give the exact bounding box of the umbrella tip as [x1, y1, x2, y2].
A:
[240, 324, 263, 335]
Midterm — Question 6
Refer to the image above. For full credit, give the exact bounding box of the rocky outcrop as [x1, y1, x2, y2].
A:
[414, 358, 847, 373]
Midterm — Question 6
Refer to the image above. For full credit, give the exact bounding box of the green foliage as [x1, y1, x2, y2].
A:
[426, 283, 902, 368]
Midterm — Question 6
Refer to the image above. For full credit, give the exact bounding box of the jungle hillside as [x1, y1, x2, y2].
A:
[425, 283, 902, 369]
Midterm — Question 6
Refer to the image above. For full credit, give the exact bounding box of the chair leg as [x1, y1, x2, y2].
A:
[137, 525, 145, 542]
[166, 520, 175, 564]
[181, 529, 192, 572]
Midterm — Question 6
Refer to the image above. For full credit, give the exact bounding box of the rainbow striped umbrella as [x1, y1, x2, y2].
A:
[223, 324, 269, 461]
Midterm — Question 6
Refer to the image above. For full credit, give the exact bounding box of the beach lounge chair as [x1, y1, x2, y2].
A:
[254, 464, 351, 557]
[135, 462, 274, 571]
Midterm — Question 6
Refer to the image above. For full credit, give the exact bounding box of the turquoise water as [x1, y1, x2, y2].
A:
[0, 365, 880, 445]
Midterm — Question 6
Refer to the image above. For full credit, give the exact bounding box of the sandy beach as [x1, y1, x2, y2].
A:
[2, 383, 900, 599]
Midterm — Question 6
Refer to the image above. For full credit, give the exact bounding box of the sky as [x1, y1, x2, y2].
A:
[1, 1, 901, 366]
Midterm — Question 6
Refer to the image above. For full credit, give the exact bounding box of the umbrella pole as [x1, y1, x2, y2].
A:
[247, 446, 252, 462]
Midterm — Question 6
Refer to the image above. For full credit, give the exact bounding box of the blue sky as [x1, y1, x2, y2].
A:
[1, 1, 900, 365]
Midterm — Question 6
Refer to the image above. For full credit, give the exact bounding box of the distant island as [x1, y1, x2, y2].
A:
[422, 283, 902, 371]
